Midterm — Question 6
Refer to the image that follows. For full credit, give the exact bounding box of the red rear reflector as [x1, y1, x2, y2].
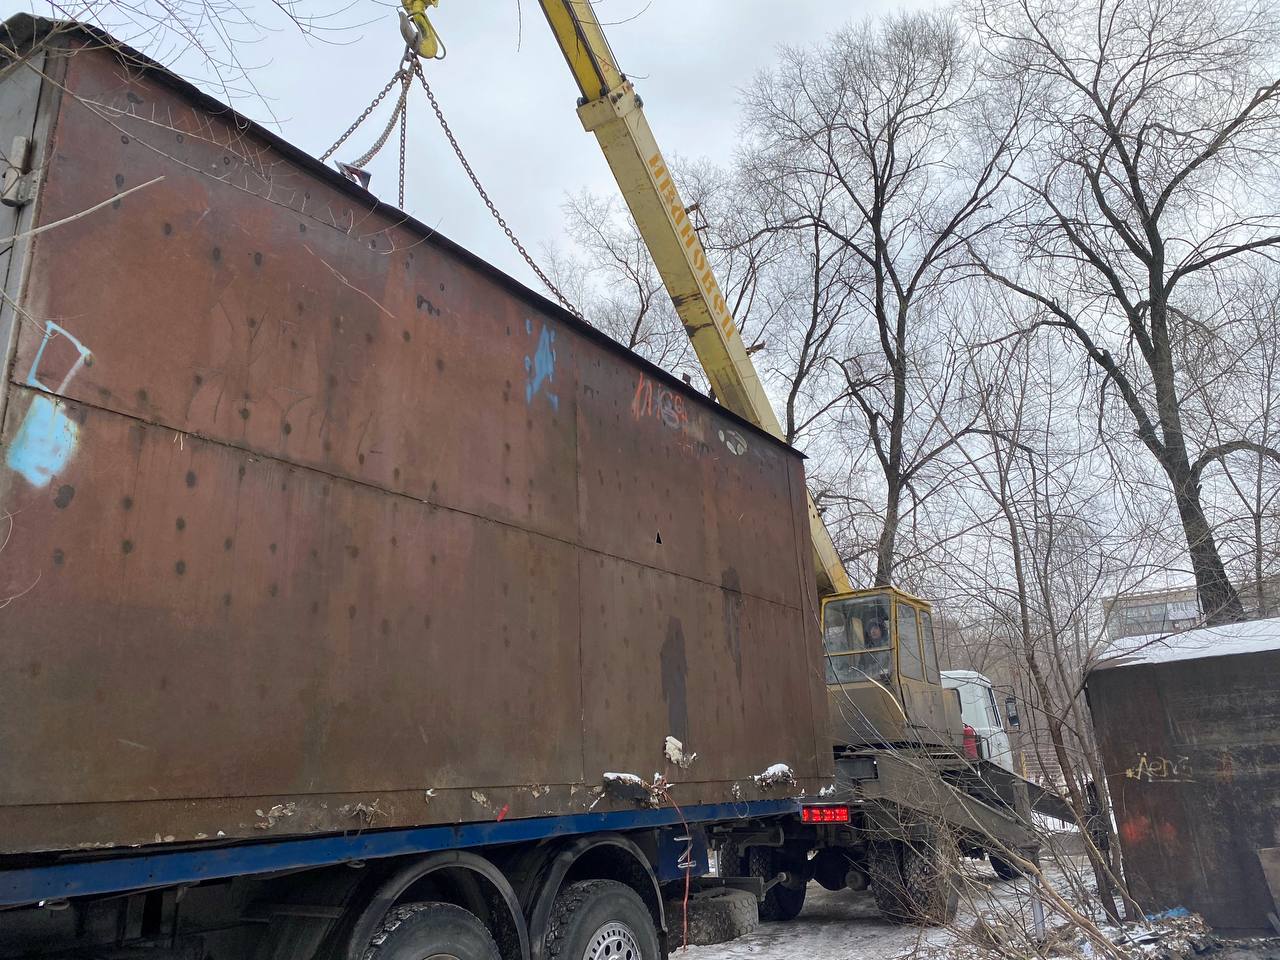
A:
[801, 805, 850, 824]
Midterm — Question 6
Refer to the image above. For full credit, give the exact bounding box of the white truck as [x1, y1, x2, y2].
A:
[942, 670, 1016, 774]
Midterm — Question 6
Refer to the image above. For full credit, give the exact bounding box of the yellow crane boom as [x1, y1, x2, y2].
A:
[404, 0, 851, 596]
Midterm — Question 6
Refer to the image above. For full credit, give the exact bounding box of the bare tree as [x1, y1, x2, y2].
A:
[10, 0, 357, 117]
[769, 219, 855, 447]
[971, 0, 1280, 622]
[553, 153, 828, 385]
[741, 10, 1023, 586]
[1196, 267, 1280, 613]
[944, 324, 1144, 923]
[555, 190, 696, 374]
[554, 159, 860, 453]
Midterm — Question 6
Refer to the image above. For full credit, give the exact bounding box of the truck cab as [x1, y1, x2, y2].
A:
[942, 670, 1015, 773]
[820, 587, 962, 753]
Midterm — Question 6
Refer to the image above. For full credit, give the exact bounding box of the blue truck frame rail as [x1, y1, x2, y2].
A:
[0, 799, 800, 907]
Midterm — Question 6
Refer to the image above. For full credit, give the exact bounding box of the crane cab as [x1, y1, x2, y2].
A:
[820, 587, 961, 752]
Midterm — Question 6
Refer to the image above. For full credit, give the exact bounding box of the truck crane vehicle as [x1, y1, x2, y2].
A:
[406, 0, 1075, 916]
[0, 6, 1069, 959]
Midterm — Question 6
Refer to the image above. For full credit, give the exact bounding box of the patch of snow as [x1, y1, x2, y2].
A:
[1095, 616, 1280, 669]
[684, 857, 1194, 960]
[603, 772, 647, 788]
[753, 763, 796, 789]
[1035, 812, 1078, 832]
[664, 736, 697, 769]
[681, 878, 953, 959]
[603, 771, 668, 808]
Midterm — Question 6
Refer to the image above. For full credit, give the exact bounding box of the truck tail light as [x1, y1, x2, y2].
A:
[801, 805, 850, 824]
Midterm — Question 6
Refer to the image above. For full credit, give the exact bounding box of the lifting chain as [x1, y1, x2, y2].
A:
[319, 44, 583, 320]
[319, 50, 414, 209]
[319, 60, 405, 165]
[409, 60, 582, 320]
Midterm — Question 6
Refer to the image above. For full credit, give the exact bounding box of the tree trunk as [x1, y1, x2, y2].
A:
[874, 302, 910, 588]
[875, 480, 901, 586]
[1167, 458, 1245, 624]
[1147, 295, 1245, 625]
[1255, 509, 1265, 615]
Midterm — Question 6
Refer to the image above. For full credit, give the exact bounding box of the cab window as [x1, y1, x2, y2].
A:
[896, 603, 925, 681]
[985, 687, 1003, 729]
[919, 609, 941, 683]
[822, 593, 893, 685]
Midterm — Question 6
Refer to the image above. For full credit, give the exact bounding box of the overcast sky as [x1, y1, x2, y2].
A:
[107, 0, 924, 292]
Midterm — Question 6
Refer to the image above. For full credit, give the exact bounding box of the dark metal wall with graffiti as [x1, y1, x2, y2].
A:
[1088, 648, 1280, 932]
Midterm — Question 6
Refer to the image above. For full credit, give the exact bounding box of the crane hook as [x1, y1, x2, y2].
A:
[400, 0, 446, 60]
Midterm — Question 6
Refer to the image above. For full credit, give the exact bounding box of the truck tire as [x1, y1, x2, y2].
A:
[663, 887, 759, 945]
[866, 840, 912, 921]
[867, 828, 959, 925]
[544, 879, 661, 960]
[362, 902, 501, 960]
[747, 847, 807, 922]
[989, 853, 1021, 881]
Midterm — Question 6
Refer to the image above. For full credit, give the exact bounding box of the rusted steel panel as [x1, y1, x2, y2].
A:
[14, 50, 581, 548]
[1087, 650, 1280, 932]
[0, 388, 585, 804]
[0, 33, 829, 855]
[575, 353, 805, 608]
[579, 554, 823, 784]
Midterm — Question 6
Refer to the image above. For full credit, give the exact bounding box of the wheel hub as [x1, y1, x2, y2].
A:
[583, 920, 642, 960]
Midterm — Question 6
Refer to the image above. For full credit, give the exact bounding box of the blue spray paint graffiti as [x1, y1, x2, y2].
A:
[523, 318, 559, 412]
[6, 395, 78, 487]
[5, 322, 92, 488]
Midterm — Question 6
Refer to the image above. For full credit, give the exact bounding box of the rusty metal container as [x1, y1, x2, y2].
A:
[0, 18, 830, 855]
[1087, 625, 1280, 933]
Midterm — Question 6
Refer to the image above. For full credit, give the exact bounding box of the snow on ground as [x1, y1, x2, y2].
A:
[680, 883, 946, 960]
[682, 861, 1049, 960]
[680, 858, 1275, 960]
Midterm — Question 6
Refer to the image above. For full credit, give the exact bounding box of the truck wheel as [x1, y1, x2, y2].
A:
[362, 902, 501, 960]
[716, 841, 743, 878]
[544, 879, 660, 960]
[989, 853, 1021, 881]
[867, 828, 959, 925]
[747, 848, 807, 922]
[867, 840, 912, 921]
